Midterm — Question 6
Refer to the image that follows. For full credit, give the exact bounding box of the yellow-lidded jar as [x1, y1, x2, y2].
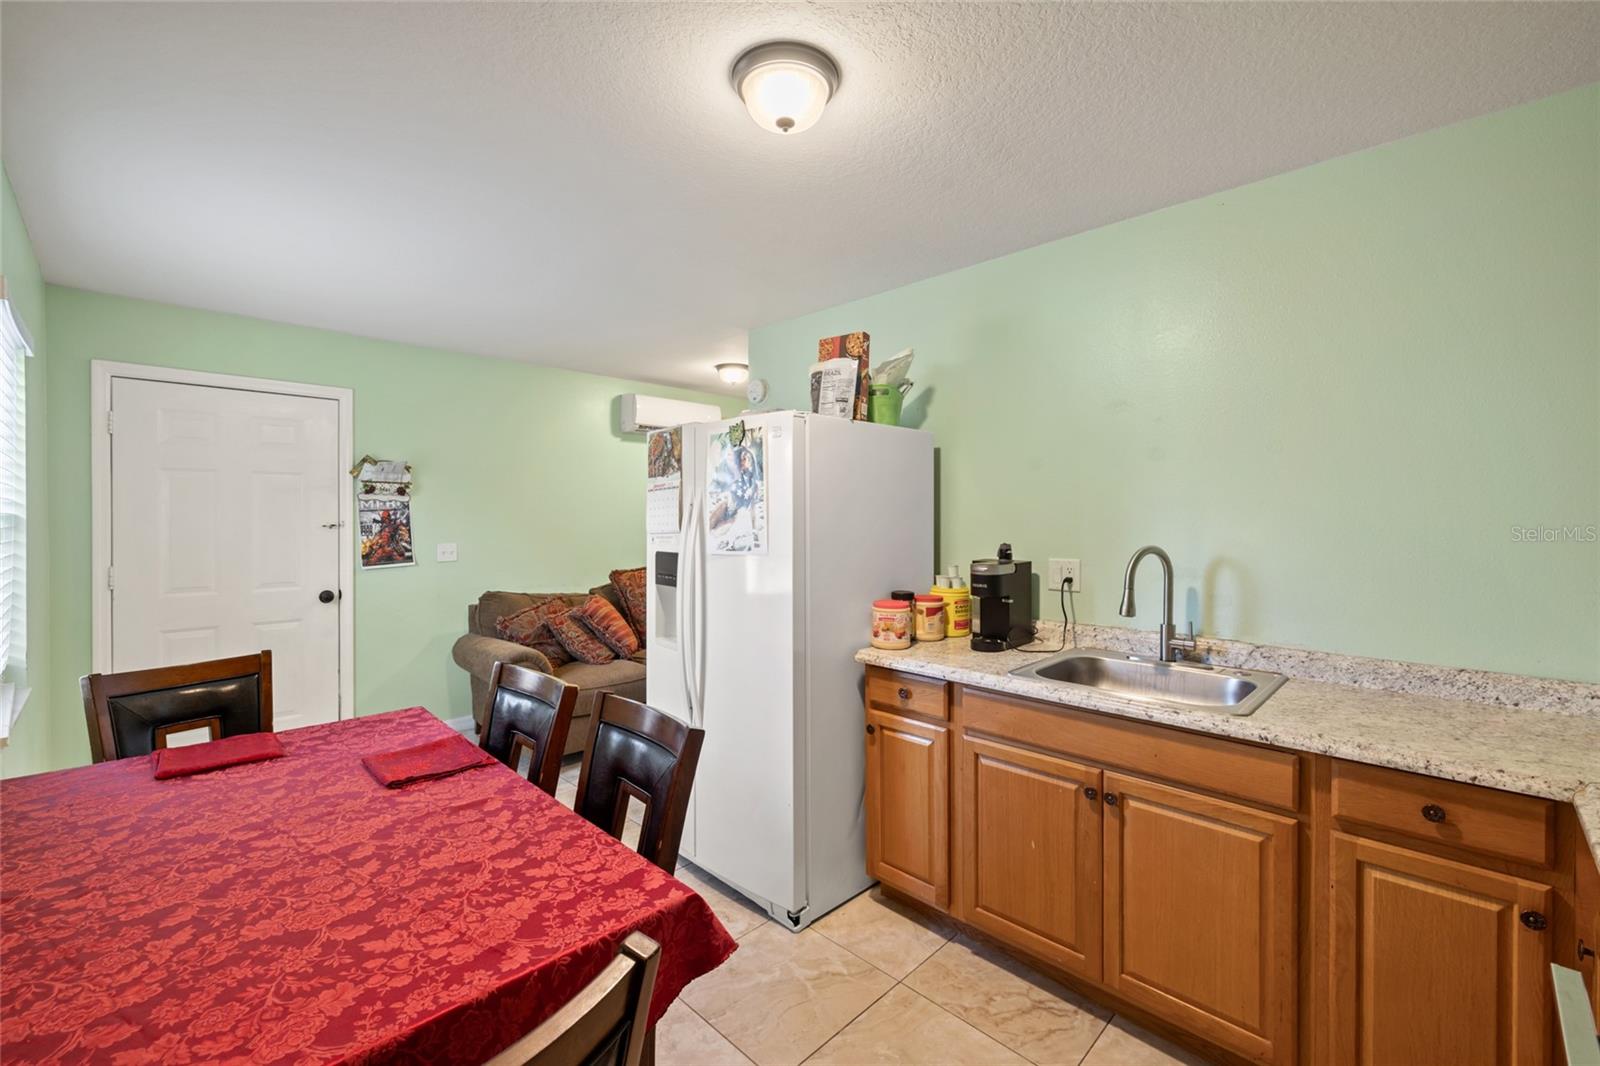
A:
[932, 575, 971, 638]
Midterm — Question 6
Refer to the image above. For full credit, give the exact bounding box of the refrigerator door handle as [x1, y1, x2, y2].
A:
[678, 496, 699, 723]
[692, 496, 708, 728]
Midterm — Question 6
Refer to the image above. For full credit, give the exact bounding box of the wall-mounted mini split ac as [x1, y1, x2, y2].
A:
[619, 394, 721, 434]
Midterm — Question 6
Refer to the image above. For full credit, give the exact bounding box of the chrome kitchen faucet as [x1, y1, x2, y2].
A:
[1119, 545, 1198, 663]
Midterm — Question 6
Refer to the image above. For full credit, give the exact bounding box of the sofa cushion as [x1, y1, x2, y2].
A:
[493, 599, 574, 667]
[549, 611, 615, 664]
[474, 591, 592, 636]
[558, 657, 647, 690]
[574, 594, 640, 659]
[609, 568, 647, 644]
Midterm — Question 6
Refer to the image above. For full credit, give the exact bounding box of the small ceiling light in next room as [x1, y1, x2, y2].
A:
[715, 362, 750, 385]
[730, 41, 840, 135]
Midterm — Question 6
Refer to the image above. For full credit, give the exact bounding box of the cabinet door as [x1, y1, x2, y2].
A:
[1330, 833, 1552, 1066]
[954, 733, 1102, 979]
[865, 707, 949, 907]
[1577, 841, 1600, 1023]
[1102, 771, 1298, 1065]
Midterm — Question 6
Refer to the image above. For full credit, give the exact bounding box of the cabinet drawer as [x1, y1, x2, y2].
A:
[1330, 760, 1555, 868]
[866, 668, 948, 721]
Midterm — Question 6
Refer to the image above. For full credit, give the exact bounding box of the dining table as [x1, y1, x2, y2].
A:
[0, 706, 738, 1065]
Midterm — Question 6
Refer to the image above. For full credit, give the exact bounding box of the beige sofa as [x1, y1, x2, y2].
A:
[451, 586, 645, 755]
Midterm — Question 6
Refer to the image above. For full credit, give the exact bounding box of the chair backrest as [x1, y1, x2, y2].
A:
[480, 661, 577, 794]
[483, 931, 660, 1066]
[80, 651, 274, 763]
[574, 694, 704, 874]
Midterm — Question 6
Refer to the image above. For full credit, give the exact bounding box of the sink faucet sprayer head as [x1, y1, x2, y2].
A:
[1119, 544, 1170, 620]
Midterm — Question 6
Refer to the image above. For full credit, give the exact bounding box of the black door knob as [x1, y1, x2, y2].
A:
[1104, 793, 1119, 807]
[897, 687, 912, 700]
[318, 589, 336, 604]
[1084, 787, 1098, 802]
[1520, 910, 1548, 931]
[1421, 803, 1446, 823]
[865, 723, 876, 735]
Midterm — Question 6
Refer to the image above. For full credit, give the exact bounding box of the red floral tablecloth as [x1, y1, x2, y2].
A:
[0, 707, 736, 1065]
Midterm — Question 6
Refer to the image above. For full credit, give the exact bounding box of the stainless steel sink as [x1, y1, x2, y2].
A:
[1009, 649, 1286, 716]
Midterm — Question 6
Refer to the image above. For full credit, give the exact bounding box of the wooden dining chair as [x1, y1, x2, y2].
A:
[483, 932, 660, 1066]
[80, 651, 273, 763]
[479, 661, 578, 794]
[574, 694, 704, 875]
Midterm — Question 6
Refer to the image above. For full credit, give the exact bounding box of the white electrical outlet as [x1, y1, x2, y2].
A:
[436, 542, 458, 563]
[1048, 558, 1081, 591]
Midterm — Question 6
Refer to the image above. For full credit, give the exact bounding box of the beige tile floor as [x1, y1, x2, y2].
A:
[554, 758, 1216, 1066]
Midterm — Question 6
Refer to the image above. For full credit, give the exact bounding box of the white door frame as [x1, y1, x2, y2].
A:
[90, 360, 356, 717]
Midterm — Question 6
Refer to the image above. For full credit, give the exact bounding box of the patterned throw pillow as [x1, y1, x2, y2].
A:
[575, 594, 640, 659]
[609, 568, 647, 644]
[494, 600, 573, 667]
[548, 610, 616, 665]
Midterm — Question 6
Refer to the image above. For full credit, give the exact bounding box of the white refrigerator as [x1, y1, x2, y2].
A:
[646, 411, 933, 930]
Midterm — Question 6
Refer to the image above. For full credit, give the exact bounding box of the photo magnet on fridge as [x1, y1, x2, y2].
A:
[706, 419, 767, 554]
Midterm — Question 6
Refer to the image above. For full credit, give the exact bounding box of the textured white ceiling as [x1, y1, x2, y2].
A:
[4, 2, 1597, 393]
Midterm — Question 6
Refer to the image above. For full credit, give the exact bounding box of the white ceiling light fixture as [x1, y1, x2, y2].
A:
[730, 41, 840, 135]
[715, 361, 750, 385]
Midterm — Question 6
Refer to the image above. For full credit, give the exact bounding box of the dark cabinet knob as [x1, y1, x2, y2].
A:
[1104, 793, 1119, 807]
[1519, 910, 1548, 931]
[318, 589, 336, 604]
[865, 723, 876, 735]
[1421, 803, 1446, 823]
[1084, 787, 1098, 802]
[897, 687, 912, 700]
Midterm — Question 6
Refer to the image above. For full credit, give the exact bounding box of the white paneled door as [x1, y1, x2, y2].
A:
[109, 377, 344, 730]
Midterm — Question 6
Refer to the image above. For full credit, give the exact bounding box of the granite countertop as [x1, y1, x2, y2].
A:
[856, 637, 1600, 867]
[1576, 786, 1600, 870]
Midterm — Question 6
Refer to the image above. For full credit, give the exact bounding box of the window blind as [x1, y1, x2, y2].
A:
[0, 296, 29, 706]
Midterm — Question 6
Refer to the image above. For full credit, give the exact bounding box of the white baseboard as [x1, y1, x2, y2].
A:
[445, 714, 475, 736]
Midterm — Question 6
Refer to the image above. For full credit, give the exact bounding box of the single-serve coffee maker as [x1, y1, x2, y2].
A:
[970, 544, 1035, 652]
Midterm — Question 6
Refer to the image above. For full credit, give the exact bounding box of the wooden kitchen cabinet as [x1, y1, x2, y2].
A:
[1329, 832, 1554, 1066]
[954, 732, 1103, 979]
[1101, 771, 1298, 1065]
[862, 667, 1588, 1066]
[865, 706, 949, 907]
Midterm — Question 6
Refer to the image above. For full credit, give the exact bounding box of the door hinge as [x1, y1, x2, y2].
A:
[105, 410, 114, 434]
[106, 566, 115, 591]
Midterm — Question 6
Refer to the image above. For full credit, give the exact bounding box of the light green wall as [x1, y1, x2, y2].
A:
[751, 86, 1600, 683]
[1, 167, 53, 778]
[41, 286, 737, 772]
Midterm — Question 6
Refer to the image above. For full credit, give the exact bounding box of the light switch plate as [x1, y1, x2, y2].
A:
[436, 542, 458, 563]
[1047, 558, 1081, 591]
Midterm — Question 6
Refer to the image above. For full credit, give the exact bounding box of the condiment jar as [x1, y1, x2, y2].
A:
[932, 569, 972, 638]
[870, 599, 912, 650]
[913, 594, 946, 642]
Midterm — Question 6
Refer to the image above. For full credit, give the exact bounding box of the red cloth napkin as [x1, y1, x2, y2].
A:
[362, 733, 497, 788]
[152, 733, 286, 779]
